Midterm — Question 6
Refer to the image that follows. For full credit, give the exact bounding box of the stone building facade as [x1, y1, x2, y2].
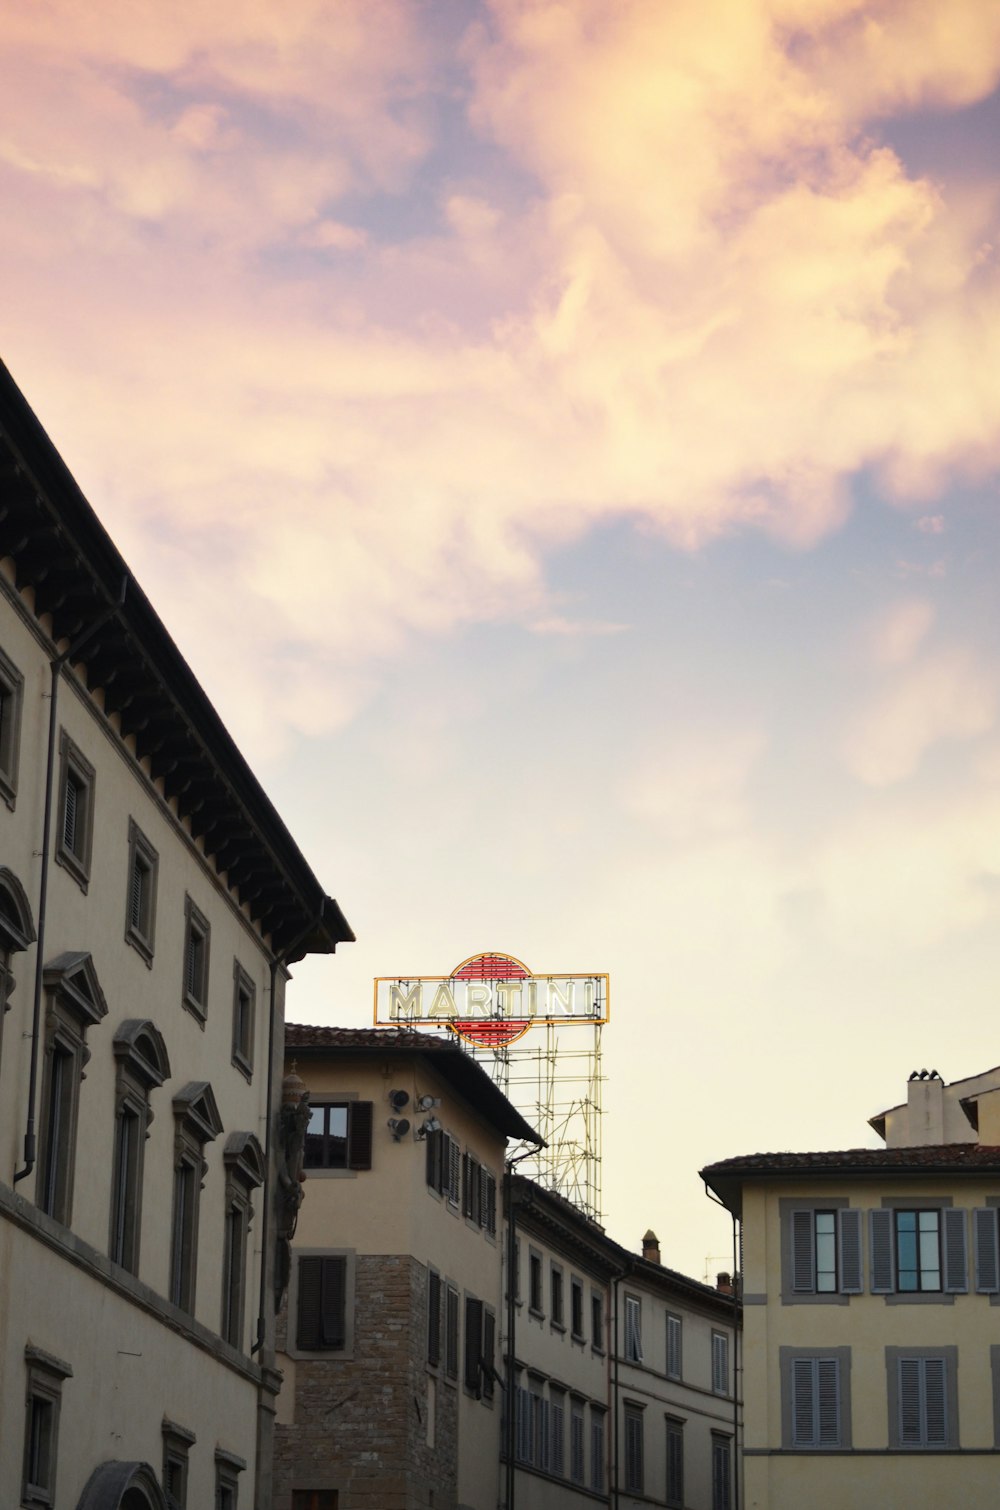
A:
[0, 359, 353, 1510]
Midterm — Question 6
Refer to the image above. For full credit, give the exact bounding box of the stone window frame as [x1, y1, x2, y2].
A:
[287, 1248, 356, 1361]
[169, 1081, 222, 1313]
[55, 731, 95, 892]
[37, 952, 108, 1225]
[214, 1448, 246, 1510]
[779, 1345, 852, 1449]
[124, 818, 158, 966]
[885, 1345, 959, 1449]
[162, 1417, 196, 1510]
[221, 1132, 265, 1350]
[230, 961, 256, 1082]
[181, 895, 211, 1024]
[0, 644, 24, 809]
[0, 867, 36, 1079]
[109, 1020, 170, 1273]
[22, 1344, 72, 1509]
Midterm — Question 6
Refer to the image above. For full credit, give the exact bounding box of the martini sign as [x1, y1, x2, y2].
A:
[374, 952, 609, 1047]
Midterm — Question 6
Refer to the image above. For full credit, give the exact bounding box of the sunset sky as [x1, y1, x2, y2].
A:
[4, 0, 1000, 1278]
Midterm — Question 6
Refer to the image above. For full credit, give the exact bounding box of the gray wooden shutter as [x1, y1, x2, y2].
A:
[870, 1209, 895, 1293]
[425, 1128, 440, 1188]
[296, 1256, 323, 1349]
[482, 1310, 496, 1399]
[898, 1357, 922, 1445]
[816, 1359, 840, 1445]
[923, 1357, 947, 1445]
[838, 1209, 863, 1294]
[347, 1102, 373, 1170]
[296, 1255, 346, 1350]
[792, 1358, 815, 1445]
[464, 1297, 483, 1393]
[942, 1208, 968, 1293]
[319, 1257, 346, 1347]
[974, 1208, 1000, 1292]
[448, 1136, 461, 1205]
[483, 1171, 497, 1235]
[445, 1284, 458, 1376]
[427, 1270, 441, 1365]
[791, 1210, 815, 1292]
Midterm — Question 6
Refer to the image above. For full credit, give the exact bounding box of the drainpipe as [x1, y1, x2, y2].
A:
[503, 1150, 539, 1510]
[14, 579, 127, 1185]
[609, 1262, 628, 1510]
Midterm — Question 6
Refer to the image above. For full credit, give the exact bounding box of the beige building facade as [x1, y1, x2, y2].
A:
[703, 1067, 1000, 1510]
[0, 361, 352, 1510]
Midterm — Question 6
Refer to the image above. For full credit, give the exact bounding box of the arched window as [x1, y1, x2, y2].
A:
[109, 1021, 171, 1273]
[0, 866, 35, 1074]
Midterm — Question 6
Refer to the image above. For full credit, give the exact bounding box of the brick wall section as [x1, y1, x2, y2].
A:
[273, 1255, 459, 1510]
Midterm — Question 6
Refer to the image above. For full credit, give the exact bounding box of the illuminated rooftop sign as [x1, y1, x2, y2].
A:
[374, 951, 609, 1046]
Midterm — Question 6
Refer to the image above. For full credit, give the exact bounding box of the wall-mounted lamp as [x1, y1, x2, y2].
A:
[387, 1117, 411, 1141]
[415, 1115, 442, 1140]
[416, 1094, 441, 1111]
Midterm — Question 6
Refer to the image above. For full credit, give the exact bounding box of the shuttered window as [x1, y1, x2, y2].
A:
[624, 1294, 642, 1362]
[870, 1208, 967, 1294]
[482, 1310, 496, 1400]
[791, 1208, 862, 1294]
[445, 1284, 459, 1378]
[590, 1409, 605, 1492]
[974, 1207, 1000, 1293]
[304, 1103, 372, 1170]
[549, 1391, 565, 1476]
[712, 1436, 731, 1510]
[712, 1332, 730, 1396]
[296, 1256, 347, 1351]
[666, 1313, 682, 1379]
[427, 1270, 441, 1366]
[898, 1357, 948, 1447]
[465, 1297, 484, 1394]
[665, 1419, 684, 1508]
[791, 1358, 841, 1446]
[569, 1400, 585, 1483]
[624, 1407, 643, 1493]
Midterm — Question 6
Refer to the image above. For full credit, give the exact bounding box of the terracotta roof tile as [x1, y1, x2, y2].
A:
[702, 1143, 1000, 1177]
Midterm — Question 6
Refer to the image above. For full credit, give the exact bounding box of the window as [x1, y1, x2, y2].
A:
[529, 1250, 543, 1314]
[305, 1101, 373, 1170]
[623, 1404, 644, 1493]
[589, 1408, 605, 1492]
[170, 1081, 223, 1313]
[124, 819, 158, 963]
[712, 1435, 732, 1510]
[231, 963, 255, 1081]
[292, 1497, 338, 1510]
[551, 1264, 564, 1327]
[296, 1255, 348, 1351]
[624, 1293, 642, 1362]
[0, 645, 24, 808]
[666, 1418, 684, 1508]
[549, 1387, 566, 1476]
[182, 896, 210, 1021]
[591, 1291, 604, 1351]
[445, 1284, 459, 1379]
[425, 1128, 460, 1204]
[22, 1345, 72, 1509]
[162, 1419, 195, 1510]
[221, 1133, 265, 1349]
[569, 1398, 585, 1483]
[214, 1449, 245, 1510]
[886, 1348, 958, 1448]
[781, 1348, 852, 1448]
[571, 1277, 584, 1338]
[109, 1021, 170, 1273]
[427, 1269, 442, 1366]
[37, 952, 108, 1224]
[0, 866, 35, 1079]
[464, 1296, 484, 1395]
[666, 1312, 682, 1379]
[782, 1199, 862, 1300]
[459, 1153, 497, 1234]
[870, 1205, 967, 1296]
[712, 1331, 730, 1396]
[55, 732, 95, 890]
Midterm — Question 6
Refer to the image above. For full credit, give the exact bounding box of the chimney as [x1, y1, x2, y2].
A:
[906, 1069, 944, 1146]
[716, 1272, 733, 1295]
[641, 1229, 660, 1265]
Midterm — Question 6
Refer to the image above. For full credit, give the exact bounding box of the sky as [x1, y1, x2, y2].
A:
[3, 0, 1000, 1280]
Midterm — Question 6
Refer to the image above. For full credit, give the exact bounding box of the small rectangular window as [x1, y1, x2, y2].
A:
[712, 1332, 730, 1396]
[231, 962, 255, 1080]
[591, 1291, 604, 1350]
[296, 1256, 347, 1351]
[55, 732, 95, 890]
[624, 1405, 644, 1493]
[571, 1277, 584, 1338]
[0, 645, 24, 808]
[712, 1435, 732, 1510]
[589, 1408, 605, 1492]
[170, 1158, 199, 1312]
[569, 1400, 585, 1484]
[22, 1345, 72, 1508]
[529, 1251, 543, 1314]
[624, 1294, 642, 1362]
[124, 819, 158, 963]
[445, 1284, 459, 1379]
[887, 1349, 957, 1448]
[895, 1210, 941, 1292]
[666, 1418, 684, 1508]
[181, 896, 210, 1021]
[303, 1102, 373, 1170]
[427, 1269, 442, 1367]
[292, 1496, 338, 1510]
[551, 1265, 564, 1327]
[666, 1312, 682, 1379]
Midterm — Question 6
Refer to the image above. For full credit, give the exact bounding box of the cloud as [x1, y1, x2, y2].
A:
[870, 598, 936, 667]
[1, 0, 1000, 747]
[843, 646, 998, 785]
